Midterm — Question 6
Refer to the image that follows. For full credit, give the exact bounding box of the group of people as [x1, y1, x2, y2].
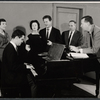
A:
[0, 14, 100, 97]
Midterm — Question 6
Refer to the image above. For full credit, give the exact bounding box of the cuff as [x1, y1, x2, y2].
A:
[79, 49, 83, 53]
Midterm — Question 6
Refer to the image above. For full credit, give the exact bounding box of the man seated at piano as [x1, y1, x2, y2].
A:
[69, 15, 100, 62]
[62, 20, 83, 54]
[1, 29, 37, 97]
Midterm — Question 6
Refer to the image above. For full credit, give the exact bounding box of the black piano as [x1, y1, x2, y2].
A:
[38, 43, 100, 97]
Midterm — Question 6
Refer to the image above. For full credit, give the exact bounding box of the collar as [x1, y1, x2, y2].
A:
[69, 30, 75, 34]
[89, 24, 95, 34]
[46, 26, 52, 31]
[10, 41, 17, 51]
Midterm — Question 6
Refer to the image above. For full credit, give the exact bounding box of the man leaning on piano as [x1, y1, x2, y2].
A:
[63, 16, 100, 63]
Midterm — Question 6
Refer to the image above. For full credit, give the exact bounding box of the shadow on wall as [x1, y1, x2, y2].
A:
[6, 26, 26, 40]
[61, 23, 69, 33]
[13, 26, 26, 35]
[13, 26, 27, 41]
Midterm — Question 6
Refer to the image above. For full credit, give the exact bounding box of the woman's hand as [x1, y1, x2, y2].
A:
[47, 40, 52, 45]
[25, 44, 31, 51]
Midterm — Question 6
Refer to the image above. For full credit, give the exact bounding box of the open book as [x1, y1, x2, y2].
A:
[67, 53, 89, 59]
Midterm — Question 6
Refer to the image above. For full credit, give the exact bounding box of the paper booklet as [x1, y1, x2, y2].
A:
[68, 53, 89, 59]
[30, 68, 38, 77]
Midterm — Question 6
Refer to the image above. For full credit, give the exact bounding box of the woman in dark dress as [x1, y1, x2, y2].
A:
[26, 20, 47, 75]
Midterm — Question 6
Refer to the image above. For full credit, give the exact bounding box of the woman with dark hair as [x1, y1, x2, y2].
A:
[26, 20, 47, 75]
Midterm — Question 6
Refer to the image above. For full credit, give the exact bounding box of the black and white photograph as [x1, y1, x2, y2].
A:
[0, 1, 100, 98]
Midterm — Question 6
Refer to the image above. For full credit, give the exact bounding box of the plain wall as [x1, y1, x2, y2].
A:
[53, 3, 100, 29]
[0, 2, 100, 38]
[0, 3, 52, 38]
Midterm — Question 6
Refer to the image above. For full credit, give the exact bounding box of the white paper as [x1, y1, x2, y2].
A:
[69, 53, 89, 59]
[30, 68, 38, 77]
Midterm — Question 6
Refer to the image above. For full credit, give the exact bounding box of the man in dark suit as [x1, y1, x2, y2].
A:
[62, 20, 83, 52]
[39, 15, 62, 51]
[1, 29, 37, 97]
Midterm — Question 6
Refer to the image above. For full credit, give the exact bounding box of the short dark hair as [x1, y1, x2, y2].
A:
[11, 29, 25, 38]
[43, 15, 52, 21]
[69, 20, 76, 24]
[30, 20, 40, 30]
[81, 15, 93, 24]
[0, 18, 6, 25]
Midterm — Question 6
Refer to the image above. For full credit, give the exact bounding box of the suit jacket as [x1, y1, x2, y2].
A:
[39, 27, 62, 44]
[82, 25, 100, 62]
[0, 31, 9, 60]
[62, 30, 83, 48]
[1, 43, 28, 87]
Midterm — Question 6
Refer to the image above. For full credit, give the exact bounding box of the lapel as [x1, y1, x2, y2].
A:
[48, 27, 53, 39]
[44, 28, 47, 38]
[90, 25, 95, 48]
[65, 31, 69, 45]
[10, 42, 18, 55]
[70, 30, 77, 44]
[93, 25, 99, 37]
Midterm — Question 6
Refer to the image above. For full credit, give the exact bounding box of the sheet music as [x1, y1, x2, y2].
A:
[30, 68, 38, 77]
[25, 63, 38, 77]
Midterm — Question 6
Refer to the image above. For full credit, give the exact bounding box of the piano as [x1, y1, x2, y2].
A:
[38, 43, 100, 97]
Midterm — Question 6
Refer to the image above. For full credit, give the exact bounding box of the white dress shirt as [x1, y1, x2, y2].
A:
[10, 41, 17, 51]
[46, 26, 52, 39]
[68, 30, 75, 45]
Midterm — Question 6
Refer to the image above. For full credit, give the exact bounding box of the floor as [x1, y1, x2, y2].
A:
[74, 79, 100, 98]
[0, 78, 100, 98]
[36, 78, 99, 98]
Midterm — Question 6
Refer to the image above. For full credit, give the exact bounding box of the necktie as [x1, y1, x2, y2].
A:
[46, 28, 49, 39]
[16, 46, 18, 54]
[68, 31, 72, 45]
[89, 33, 93, 48]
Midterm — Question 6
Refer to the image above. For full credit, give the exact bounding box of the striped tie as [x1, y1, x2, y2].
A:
[68, 31, 72, 45]
[46, 28, 49, 39]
